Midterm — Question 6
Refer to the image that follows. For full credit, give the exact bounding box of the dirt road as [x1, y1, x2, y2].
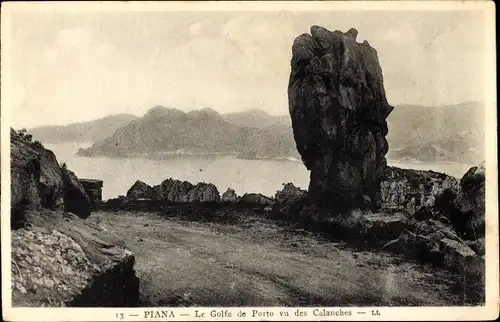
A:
[89, 208, 476, 306]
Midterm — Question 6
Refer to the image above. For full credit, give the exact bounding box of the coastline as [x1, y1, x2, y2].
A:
[75, 149, 476, 168]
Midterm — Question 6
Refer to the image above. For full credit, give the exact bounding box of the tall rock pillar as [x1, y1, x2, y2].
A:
[288, 26, 393, 212]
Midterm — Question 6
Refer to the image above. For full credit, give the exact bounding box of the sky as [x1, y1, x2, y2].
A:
[5, 6, 488, 128]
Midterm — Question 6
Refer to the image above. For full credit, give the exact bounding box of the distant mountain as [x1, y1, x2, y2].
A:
[77, 106, 297, 160]
[240, 124, 300, 160]
[62, 102, 484, 164]
[28, 114, 139, 143]
[386, 101, 484, 164]
[223, 109, 291, 128]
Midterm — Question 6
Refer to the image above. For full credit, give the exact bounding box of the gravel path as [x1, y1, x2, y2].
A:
[89, 209, 475, 307]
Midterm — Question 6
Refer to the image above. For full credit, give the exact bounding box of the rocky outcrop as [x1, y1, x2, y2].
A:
[126, 180, 158, 200]
[467, 238, 485, 256]
[385, 163, 486, 242]
[381, 166, 460, 214]
[11, 128, 66, 227]
[383, 218, 483, 278]
[457, 163, 485, 239]
[35, 146, 65, 210]
[11, 210, 139, 307]
[186, 183, 220, 203]
[274, 183, 307, 216]
[288, 26, 393, 212]
[295, 162, 485, 283]
[11, 129, 42, 228]
[221, 188, 239, 203]
[157, 178, 220, 203]
[158, 179, 194, 203]
[238, 193, 274, 206]
[11, 128, 94, 225]
[61, 167, 92, 219]
[10, 128, 140, 307]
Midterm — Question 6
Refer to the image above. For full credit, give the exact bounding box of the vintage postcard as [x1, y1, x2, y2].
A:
[1, 1, 498, 321]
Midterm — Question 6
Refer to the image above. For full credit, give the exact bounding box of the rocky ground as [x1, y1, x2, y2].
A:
[88, 205, 482, 307]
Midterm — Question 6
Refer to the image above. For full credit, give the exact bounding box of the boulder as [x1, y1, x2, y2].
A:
[221, 188, 239, 203]
[301, 205, 413, 242]
[439, 237, 484, 280]
[459, 163, 485, 239]
[274, 183, 307, 216]
[157, 178, 220, 203]
[158, 178, 194, 203]
[380, 164, 485, 241]
[356, 211, 413, 241]
[381, 166, 460, 214]
[238, 193, 274, 206]
[418, 162, 485, 240]
[126, 180, 158, 200]
[288, 26, 393, 212]
[61, 166, 92, 219]
[11, 210, 139, 307]
[185, 182, 220, 203]
[383, 218, 483, 275]
[461, 162, 486, 189]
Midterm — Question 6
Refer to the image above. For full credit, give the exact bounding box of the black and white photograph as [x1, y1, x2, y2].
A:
[1, 1, 498, 321]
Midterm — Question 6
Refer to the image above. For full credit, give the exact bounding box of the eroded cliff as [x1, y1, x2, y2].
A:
[10, 129, 139, 307]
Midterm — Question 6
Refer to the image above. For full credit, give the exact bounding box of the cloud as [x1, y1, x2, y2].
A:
[138, 14, 299, 115]
[13, 28, 120, 127]
[10, 11, 487, 128]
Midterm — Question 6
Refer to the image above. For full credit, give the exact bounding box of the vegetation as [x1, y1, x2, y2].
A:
[16, 128, 44, 149]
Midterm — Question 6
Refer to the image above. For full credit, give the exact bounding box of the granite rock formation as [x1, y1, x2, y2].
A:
[10, 128, 139, 306]
[11, 129, 43, 228]
[61, 166, 92, 219]
[186, 183, 221, 203]
[288, 26, 393, 211]
[11, 128, 93, 226]
[11, 128, 66, 224]
[432, 162, 486, 240]
[221, 188, 239, 203]
[383, 217, 484, 281]
[126, 180, 159, 200]
[238, 193, 274, 206]
[274, 183, 307, 216]
[35, 145, 65, 210]
[158, 179, 194, 203]
[157, 179, 220, 203]
[11, 211, 140, 307]
[380, 166, 460, 214]
[458, 162, 485, 239]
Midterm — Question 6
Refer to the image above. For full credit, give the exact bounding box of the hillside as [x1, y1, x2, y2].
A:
[57, 102, 484, 163]
[77, 106, 288, 158]
[386, 101, 484, 163]
[28, 114, 139, 143]
[240, 124, 300, 160]
[223, 109, 291, 128]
